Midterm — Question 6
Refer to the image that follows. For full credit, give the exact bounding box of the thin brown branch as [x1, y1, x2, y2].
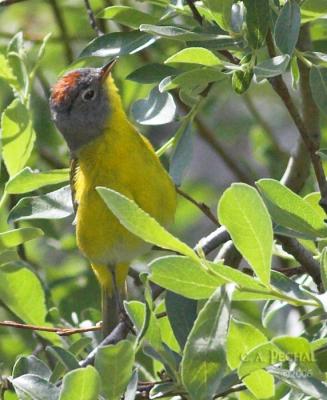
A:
[266, 30, 327, 214]
[0, 320, 102, 336]
[84, 0, 103, 37]
[185, 0, 203, 25]
[176, 186, 219, 225]
[48, 0, 74, 64]
[282, 25, 321, 193]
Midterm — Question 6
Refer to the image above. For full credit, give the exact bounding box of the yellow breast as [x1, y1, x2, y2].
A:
[73, 76, 176, 266]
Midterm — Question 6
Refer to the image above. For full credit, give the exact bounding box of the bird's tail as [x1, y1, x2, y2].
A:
[91, 262, 129, 337]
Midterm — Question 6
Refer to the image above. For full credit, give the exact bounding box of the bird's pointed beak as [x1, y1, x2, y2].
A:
[100, 58, 117, 82]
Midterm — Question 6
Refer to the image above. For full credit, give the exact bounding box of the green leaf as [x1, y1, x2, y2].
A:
[169, 122, 193, 185]
[203, 0, 234, 31]
[270, 271, 316, 305]
[97, 187, 197, 260]
[187, 36, 243, 50]
[320, 247, 327, 291]
[6, 167, 70, 194]
[243, 370, 275, 399]
[274, 0, 301, 55]
[59, 367, 101, 400]
[232, 68, 253, 94]
[149, 255, 227, 299]
[218, 183, 273, 286]
[165, 47, 221, 66]
[227, 319, 268, 370]
[310, 67, 327, 115]
[0, 53, 18, 88]
[165, 291, 197, 349]
[79, 31, 156, 59]
[210, 263, 268, 291]
[269, 367, 327, 398]
[0, 227, 43, 251]
[126, 63, 179, 84]
[256, 178, 327, 238]
[159, 67, 224, 93]
[0, 262, 58, 343]
[1, 99, 36, 176]
[140, 25, 219, 41]
[243, 0, 270, 48]
[131, 86, 176, 125]
[301, 0, 327, 22]
[47, 346, 80, 372]
[125, 370, 138, 400]
[238, 342, 286, 377]
[13, 356, 51, 380]
[97, 6, 158, 29]
[11, 374, 59, 400]
[272, 336, 314, 372]
[95, 340, 135, 400]
[181, 287, 230, 400]
[254, 55, 291, 81]
[8, 186, 73, 223]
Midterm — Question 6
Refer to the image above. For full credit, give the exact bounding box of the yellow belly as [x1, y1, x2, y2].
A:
[74, 112, 176, 267]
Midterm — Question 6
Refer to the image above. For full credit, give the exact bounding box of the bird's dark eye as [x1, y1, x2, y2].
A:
[82, 88, 96, 101]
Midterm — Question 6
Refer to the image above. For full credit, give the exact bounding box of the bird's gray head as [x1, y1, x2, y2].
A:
[50, 61, 115, 154]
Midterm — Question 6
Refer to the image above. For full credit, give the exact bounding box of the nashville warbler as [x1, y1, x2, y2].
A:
[50, 60, 176, 335]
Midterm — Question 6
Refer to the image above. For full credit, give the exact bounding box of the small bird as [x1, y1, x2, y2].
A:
[50, 60, 176, 335]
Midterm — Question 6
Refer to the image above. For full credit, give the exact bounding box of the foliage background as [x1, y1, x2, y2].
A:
[0, 0, 327, 399]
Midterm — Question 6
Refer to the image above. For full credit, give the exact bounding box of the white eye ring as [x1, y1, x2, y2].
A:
[82, 88, 96, 101]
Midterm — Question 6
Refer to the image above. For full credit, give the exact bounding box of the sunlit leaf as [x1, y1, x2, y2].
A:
[95, 340, 134, 400]
[1, 99, 36, 176]
[59, 367, 101, 400]
[97, 6, 158, 29]
[6, 167, 69, 194]
[218, 183, 273, 286]
[181, 287, 230, 400]
[97, 187, 197, 260]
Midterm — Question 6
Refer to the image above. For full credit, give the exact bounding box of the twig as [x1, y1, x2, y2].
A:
[276, 235, 322, 291]
[213, 383, 247, 399]
[176, 186, 219, 225]
[215, 240, 242, 267]
[196, 226, 322, 290]
[266, 30, 327, 214]
[282, 25, 320, 193]
[79, 319, 132, 367]
[83, 0, 103, 37]
[185, 0, 203, 25]
[48, 0, 74, 64]
[0, 320, 102, 336]
[195, 226, 230, 255]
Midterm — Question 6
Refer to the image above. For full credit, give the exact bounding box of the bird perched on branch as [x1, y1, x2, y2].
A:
[50, 60, 176, 336]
